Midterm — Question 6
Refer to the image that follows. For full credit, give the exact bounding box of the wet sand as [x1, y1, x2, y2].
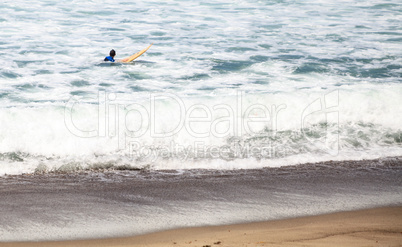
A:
[1, 207, 401, 247]
[0, 157, 401, 243]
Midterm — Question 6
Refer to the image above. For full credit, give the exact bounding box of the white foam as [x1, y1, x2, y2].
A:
[0, 84, 400, 175]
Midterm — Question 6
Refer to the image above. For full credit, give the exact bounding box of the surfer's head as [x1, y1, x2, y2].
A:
[109, 49, 116, 57]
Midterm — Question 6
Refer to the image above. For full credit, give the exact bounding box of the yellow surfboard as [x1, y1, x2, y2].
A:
[120, 44, 153, 63]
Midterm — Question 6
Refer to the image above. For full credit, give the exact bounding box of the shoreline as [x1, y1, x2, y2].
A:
[1, 157, 401, 243]
[2, 155, 401, 177]
[1, 206, 401, 247]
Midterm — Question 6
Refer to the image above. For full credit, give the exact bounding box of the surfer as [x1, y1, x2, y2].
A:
[104, 49, 116, 62]
[103, 44, 153, 63]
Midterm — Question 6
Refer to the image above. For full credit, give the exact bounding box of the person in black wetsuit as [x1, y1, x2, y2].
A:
[104, 49, 116, 62]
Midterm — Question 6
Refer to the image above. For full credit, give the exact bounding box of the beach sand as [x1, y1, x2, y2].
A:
[2, 207, 401, 247]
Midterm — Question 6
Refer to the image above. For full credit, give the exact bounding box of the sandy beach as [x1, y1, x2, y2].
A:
[1, 207, 401, 247]
[1, 158, 401, 244]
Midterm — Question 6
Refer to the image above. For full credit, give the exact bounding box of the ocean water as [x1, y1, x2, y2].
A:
[0, 0, 402, 242]
[2, 1, 402, 175]
[0, 0, 401, 174]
